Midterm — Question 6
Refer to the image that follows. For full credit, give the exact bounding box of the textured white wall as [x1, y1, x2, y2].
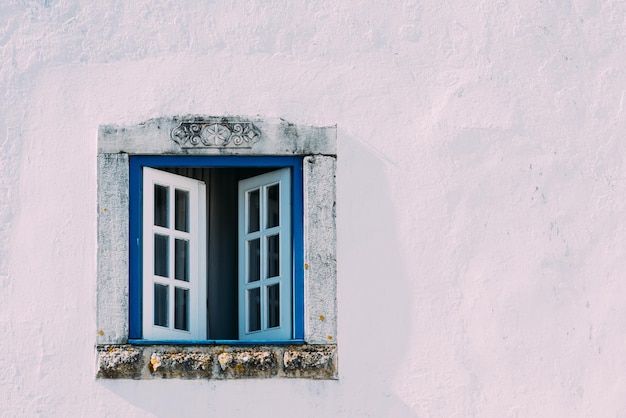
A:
[1, 0, 625, 416]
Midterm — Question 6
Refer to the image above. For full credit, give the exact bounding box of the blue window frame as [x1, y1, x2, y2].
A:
[128, 155, 304, 343]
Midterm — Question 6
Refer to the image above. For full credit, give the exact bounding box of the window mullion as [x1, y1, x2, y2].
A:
[260, 185, 267, 332]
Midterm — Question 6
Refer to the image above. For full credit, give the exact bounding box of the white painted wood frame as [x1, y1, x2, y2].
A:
[142, 168, 207, 340]
[238, 168, 292, 340]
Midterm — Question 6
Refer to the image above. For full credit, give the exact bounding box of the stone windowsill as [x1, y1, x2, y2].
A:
[96, 344, 337, 380]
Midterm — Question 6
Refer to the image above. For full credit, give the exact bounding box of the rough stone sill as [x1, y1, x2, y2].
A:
[96, 344, 337, 380]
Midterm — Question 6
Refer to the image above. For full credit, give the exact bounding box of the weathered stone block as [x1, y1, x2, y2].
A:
[217, 349, 278, 378]
[283, 345, 336, 379]
[148, 351, 213, 379]
[96, 345, 142, 379]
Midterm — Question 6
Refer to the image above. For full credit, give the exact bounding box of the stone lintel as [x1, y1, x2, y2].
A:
[98, 116, 337, 156]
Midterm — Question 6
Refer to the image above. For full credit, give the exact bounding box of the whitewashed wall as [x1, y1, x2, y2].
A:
[1, 0, 625, 416]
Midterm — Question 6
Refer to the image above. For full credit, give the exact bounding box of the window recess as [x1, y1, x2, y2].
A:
[129, 156, 304, 342]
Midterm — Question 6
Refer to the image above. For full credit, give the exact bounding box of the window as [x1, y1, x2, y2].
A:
[97, 117, 337, 378]
[237, 167, 292, 340]
[129, 156, 304, 342]
[140, 167, 207, 340]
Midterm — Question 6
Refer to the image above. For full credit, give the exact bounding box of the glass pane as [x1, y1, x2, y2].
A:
[247, 238, 260, 283]
[267, 234, 279, 278]
[154, 234, 169, 277]
[248, 287, 261, 332]
[175, 239, 189, 282]
[175, 189, 189, 232]
[266, 184, 279, 228]
[248, 189, 260, 233]
[154, 184, 169, 227]
[174, 287, 189, 331]
[154, 283, 168, 327]
[268, 284, 280, 328]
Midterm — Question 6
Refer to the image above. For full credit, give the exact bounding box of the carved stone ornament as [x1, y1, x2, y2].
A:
[171, 120, 261, 148]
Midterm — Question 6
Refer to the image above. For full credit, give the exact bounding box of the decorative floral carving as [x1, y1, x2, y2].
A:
[171, 121, 261, 148]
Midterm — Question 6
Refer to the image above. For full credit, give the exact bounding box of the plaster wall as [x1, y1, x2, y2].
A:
[1, 0, 625, 416]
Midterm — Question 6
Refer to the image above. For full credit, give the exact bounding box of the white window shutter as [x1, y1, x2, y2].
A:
[142, 168, 207, 340]
[238, 168, 292, 340]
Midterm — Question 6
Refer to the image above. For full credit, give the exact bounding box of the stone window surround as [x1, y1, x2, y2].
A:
[96, 116, 337, 379]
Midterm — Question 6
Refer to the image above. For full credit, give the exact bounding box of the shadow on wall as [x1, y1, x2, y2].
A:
[96, 130, 416, 418]
[334, 131, 416, 417]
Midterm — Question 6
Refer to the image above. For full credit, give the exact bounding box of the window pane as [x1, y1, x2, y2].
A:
[248, 189, 260, 233]
[175, 239, 189, 282]
[266, 184, 279, 228]
[268, 284, 280, 328]
[267, 234, 279, 278]
[154, 184, 169, 227]
[248, 287, 261, 332]
[175, 189, 189, 232]
[174, 287, 189, 331]
[154, 234, 169, 277]
[154, 283, 168, 327]
[247, 238, 260, 283]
